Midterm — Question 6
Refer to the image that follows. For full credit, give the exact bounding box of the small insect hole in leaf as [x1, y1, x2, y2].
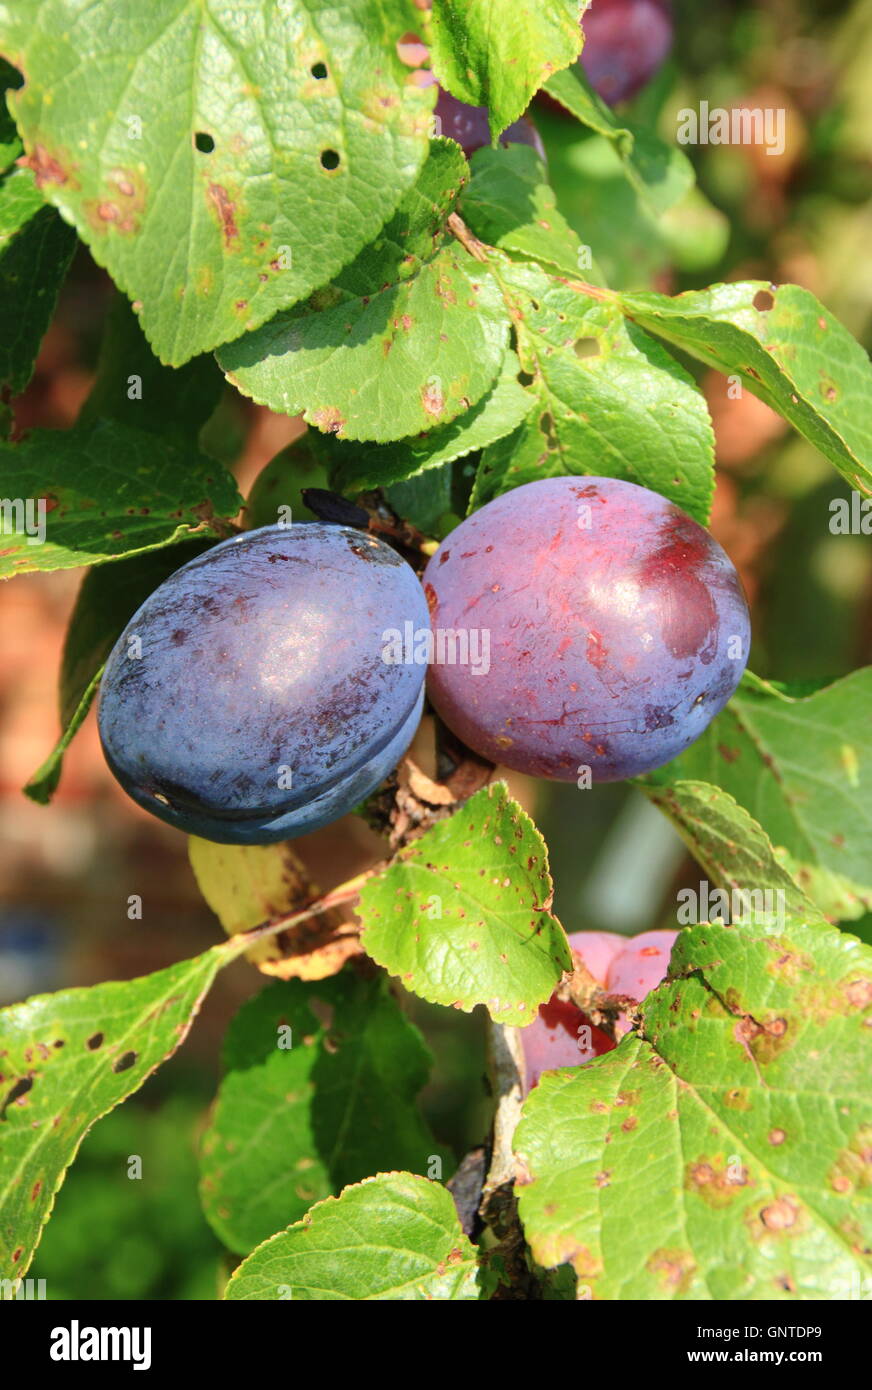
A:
[194, 132, 215, 154]
[320, 149, 340, 170]
[311, 62, 328, 79]
[574, 338, 600, 359]
[517, 370, 534, 386]
[752, 289, 774, 311]
[113, 1051, 138, 1074]
[86, 1032, 104, 1050]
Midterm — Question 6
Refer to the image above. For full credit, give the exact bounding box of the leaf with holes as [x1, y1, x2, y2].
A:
[516, 910, 872, 1299]
[430, 0, 583, 141]
[0, 418, 241, 578]
[544, 65, 695, 217]
[24, 539, 216, 805]
[620, 281, 872, 495]
[460, 143, 589, 277]
[0, 0, 433, 365]
[0, 943, 240, 1279]
[324, 350, 530, 493]
[200, 976, 450, 1254]
[218, 140, 510, 442]
[642, 672, 872, 922]
[224, 1171, 481, 1300]
[358, 782, 571, 1025]
[0, 167, 75, 396]
[470, 260, 714, 522]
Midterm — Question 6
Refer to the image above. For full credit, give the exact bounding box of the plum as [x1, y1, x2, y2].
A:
[580, 0, 673, 105]
[98, 524, 428, 844]
[423, 476, 750, 781]
[435, 88, 545, 161]
[520, 926, 677, 1094]
[566, 928, 626, 986]
[602, 928, 678, 999]
[521, 996, 615, 1095]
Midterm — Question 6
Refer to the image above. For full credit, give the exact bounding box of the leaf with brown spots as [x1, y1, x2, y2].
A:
[0, 417, 241, 580]
[642, 673, 872, 923]
[0, 0, 433, 364]
[516, 910, 872, 1299]
[218, 141, 510, 442]
[0, 941, 252, 1279]
[469, 258, 715, 524]
[620, 281, 872, 495]
[358, 781, 571, 1025]
[225, 1171, 481, 1300]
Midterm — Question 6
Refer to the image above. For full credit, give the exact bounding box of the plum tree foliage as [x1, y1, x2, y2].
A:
[0, 0, 870, 1305]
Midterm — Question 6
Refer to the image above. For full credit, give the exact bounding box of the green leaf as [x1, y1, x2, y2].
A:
[200, 976, 450, 1255]
[1, 0, 433, 364]
[516, 914, 872, 1299]
[384, 464, 454, 534]
[78, 294, 223, 444]
[430, 0, 583, 141]
[640, 779, 828, 927]
[0, 418, 241, 578]
[218, 140, 510, 441]
[0, 165, 42, 241]
[460, 143, 588, 276]
[24, 539, 217, 804]
[544, 65, 694, 216]
[470, 260, 715, 522]
[324, 349, 530, 493]
[642, 672, 872, 922]
[0, 945, 232, 1279]
[244, 436, 329, 530]
[224, 1171, 481, 1300]
[620, 281, 872, 496]
[358, 782, 572, 1025]
[0, 57, 23, 170]
[0, 167, 75, 396]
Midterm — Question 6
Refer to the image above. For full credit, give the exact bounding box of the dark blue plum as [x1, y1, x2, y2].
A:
[422, 477, 750, 782]
[98, 524, 428, 843]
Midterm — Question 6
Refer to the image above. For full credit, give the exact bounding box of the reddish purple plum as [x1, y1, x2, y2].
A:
[604, 928, 678, 1000]
[581, 0, 673, 105]
[521, 996, 615, 1096]
[423, 477, 750, 782]
[435, 88, 545, 161]
[519, 927, 678, 1093]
